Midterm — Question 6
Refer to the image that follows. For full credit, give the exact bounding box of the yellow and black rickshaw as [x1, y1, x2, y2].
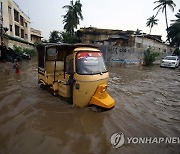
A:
[37, 43, 115, 110]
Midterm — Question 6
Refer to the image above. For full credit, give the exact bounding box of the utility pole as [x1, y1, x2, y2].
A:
[0, 2, 3, 45]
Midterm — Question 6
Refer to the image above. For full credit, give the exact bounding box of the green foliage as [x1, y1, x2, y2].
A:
[47, 29, 79, 44]
[173, 48, 180, 55]
[154, 0, 176, 16]
[34, 42, 40, 47]
[62, 0, 83, 35]
[23, 48, 36, 56]
[168, 10, 180, 47]
[49, 30, 61, 43]
[135, 29, 142, 35]
[143, 48, 160, 66]
[60, 31, 77, 43]
[13, 45, 36, 57]
[13, 45, 22, 54]
[146, 15, 158, 34]
[153, 0, 176, 43]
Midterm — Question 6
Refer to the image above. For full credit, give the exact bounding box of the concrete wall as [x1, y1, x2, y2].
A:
[100, 45, 170, 66]
[3, 37, 34, 49]
[134, 36, 173, 53]
[8, 39, 34, 49]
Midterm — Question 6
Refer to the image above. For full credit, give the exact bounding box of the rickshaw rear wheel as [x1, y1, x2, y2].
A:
[40, 84, 46, 90]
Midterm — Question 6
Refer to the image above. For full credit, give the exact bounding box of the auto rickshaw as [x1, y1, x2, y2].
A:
[37, 43, 115, 110]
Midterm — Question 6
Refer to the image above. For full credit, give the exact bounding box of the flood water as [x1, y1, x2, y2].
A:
[0, 58, 180, 154]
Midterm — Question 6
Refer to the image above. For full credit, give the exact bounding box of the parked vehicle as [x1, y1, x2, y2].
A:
[160, 56, 179, 68]
[21, 52, 31, 60]
[37, 43, 115, 110]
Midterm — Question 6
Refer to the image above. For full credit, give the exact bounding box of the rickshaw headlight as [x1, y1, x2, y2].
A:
[101, 85, 107, 92]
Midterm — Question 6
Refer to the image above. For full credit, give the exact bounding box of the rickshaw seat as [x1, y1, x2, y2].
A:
[45, 61, 64, 75]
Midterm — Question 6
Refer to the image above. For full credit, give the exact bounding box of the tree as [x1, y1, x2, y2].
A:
[60, 31, 77, 43]
[153, 0, 176, 42]
[62, 0, 83, 35]
[41, 39, 48, 43]
[171, 9, 180, 23]
[143, 47, 160, 66]
[49, 30, 61, 43]
[167, 10, 180, 47]
[135, 29, 142, 35]
[146, 15, 158, 34]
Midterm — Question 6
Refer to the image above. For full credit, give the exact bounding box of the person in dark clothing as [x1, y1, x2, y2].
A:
[67, 60, 74, 101]
[0, 43, 7, 62]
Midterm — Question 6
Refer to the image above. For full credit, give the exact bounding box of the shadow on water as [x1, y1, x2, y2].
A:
[0, 59, 180, 154]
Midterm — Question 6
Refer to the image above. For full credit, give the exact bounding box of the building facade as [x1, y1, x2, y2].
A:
[78, 27, 173, 53]
[77, 27, 124, 44]
[0, 0, 42, 48]
[30, 28, 42, 44]
[132, 35, 173, 53]
[78, 27, 175, 65]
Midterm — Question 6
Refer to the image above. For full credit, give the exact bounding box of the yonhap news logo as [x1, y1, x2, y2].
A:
[110, 132, 180, 148]
[111, 132, 125, 148]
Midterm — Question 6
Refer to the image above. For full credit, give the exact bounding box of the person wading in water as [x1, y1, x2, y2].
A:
[14, 59, 20, 74]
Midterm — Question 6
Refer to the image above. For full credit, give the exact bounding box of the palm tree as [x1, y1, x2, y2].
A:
[146, 15, 158, 34]
[153, 0, 176, 42]
[135, 29, 142, 35]
[171, 9, 180, 23]
[167, 10, 180, 47]
[62, 0, 83, 35]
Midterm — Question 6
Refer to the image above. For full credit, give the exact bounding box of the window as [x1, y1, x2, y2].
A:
[25, 22, 27, 27]
[136, 43, 141, 48]
[21, 29, 24, 38]
[76, 52, 107, 75]
[15, 25, 19, 36]
[25, 34, 28, 39]
[14, 9, 19, 22]
[20, 15, 24, 26]
[9, 25, 12, 32]
[8, 6, 11, 14]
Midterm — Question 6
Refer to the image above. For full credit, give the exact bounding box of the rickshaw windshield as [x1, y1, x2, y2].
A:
[76, 52, 107, 75]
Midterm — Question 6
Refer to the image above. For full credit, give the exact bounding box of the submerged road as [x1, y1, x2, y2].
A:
[0, 59, 180, 154]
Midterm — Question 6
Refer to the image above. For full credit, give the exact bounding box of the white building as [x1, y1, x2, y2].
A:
[133, 35, 173, 53]
[0, 0, 42, 48]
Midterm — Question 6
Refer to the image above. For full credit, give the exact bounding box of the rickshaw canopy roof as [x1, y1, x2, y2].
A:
[37, 43, 99, 53]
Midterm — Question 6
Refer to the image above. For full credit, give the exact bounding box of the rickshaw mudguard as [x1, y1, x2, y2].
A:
[89, 84, 115, 109]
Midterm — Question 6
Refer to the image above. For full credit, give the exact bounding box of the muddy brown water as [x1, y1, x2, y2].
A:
[0, 59, 180, 154]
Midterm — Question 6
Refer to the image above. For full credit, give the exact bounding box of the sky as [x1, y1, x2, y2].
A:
[14, 0, 180, 41]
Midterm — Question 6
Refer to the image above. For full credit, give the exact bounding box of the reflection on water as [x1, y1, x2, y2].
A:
[0, 60, 180, 154]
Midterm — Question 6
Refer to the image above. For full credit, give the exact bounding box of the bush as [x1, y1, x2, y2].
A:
[23, 48, 36, 56]
[143, 47, 159, 66]
[13, 45, 36, 57]
[13, 45, 22, 54]
[173, 48, 180, 56]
